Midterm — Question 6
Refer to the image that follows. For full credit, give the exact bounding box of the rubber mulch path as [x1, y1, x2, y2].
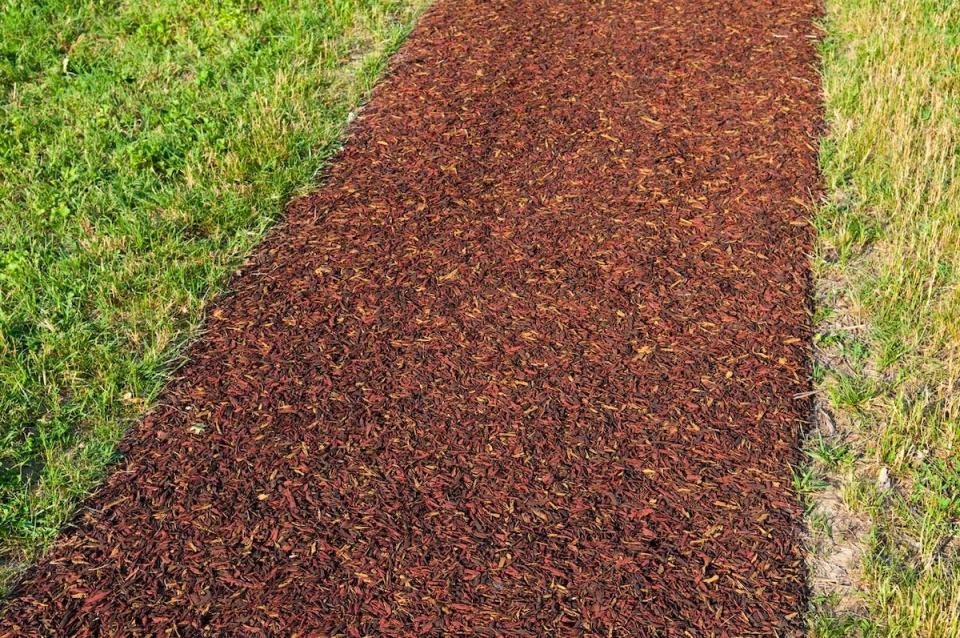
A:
[2, 0, 822, 635]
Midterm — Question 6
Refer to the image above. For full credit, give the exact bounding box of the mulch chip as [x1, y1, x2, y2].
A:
[1, 0, 822, 634]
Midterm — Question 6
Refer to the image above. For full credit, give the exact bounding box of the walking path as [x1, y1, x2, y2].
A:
[2, 0, 821, 634]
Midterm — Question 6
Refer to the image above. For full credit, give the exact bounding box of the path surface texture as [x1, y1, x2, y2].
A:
[3, 0, 822, 635]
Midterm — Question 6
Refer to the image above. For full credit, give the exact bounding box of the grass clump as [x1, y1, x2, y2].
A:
[0, 0, 428, 586]
[809, 0, 960, 634]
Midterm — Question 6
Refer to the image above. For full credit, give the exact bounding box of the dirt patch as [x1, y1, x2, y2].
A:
[806, 485, 869, 614]
[1, 0, 823, 634]
[804, 270, 878, 615]
[804, 400, 870, 615]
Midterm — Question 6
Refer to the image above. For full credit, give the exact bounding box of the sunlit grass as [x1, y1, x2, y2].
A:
[0, 0, 428, 587]
[810, 0, 960, 634]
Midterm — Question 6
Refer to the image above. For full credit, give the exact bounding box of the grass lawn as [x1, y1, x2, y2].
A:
[0, 0, 428, 587]
[807, 0, 960, 635]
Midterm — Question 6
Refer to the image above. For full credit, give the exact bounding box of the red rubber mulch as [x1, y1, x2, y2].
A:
[2, 0, 822, 635]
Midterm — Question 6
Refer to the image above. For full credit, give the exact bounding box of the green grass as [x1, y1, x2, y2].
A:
[0, 0, 428, 586]
[809, 0, 960, 634]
